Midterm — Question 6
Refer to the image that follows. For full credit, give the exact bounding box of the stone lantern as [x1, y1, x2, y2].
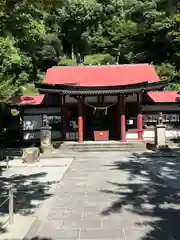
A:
[155, 112, 167, 148]
[40, 115, 52, 152]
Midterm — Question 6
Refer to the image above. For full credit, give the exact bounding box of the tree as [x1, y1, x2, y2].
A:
[0, 0, 180, 100]
[56, 0, 103, 57]
[0, 36, 21, 100]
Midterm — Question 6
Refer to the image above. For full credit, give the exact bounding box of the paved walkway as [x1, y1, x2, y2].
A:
[136, 150, 180, 189]
[0, 157, 74, 239]
[25, 151, 180, 240]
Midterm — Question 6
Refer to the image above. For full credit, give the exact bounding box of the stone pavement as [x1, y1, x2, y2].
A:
[136, 150, 180, 189]
[0, 157, 74, 239]
[24, 151, 178, 240]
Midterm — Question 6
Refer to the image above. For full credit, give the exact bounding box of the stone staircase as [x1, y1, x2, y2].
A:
[52, 141, 147, 152]
[2, 139, 180, 160]
[37, 141, 147, 158]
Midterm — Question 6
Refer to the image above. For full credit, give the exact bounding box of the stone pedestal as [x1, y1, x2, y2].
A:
[155, 124, 167, 148]
[40, 126, 52, 152]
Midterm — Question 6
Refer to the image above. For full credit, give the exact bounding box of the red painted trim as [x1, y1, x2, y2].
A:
[78, 99, 83, 143]
[127, 129, 138, 133]
[137, 93, 143, 140]
[119, 96, 126, 142]
[137, 113, 143, 140]
[121, 114, 126, 141]
[126, 138, 139, 140]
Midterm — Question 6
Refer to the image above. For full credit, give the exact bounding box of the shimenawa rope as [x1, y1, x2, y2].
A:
[83, 101, 118, 115]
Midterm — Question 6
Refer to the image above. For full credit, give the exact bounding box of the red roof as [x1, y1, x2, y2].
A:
[8, 94, 45, 106]
[147, 91, 180, 102]
[44, 64, 160, 86]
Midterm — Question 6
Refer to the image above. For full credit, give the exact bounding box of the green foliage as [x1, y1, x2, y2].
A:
[19, 84, 39, 95]
[0, 0, 180, 101]
[84, 54, 116, 65]
[0, 36, 21, 100]
[156, 62, 180, 90]
[155, 63, 178, 81]
[60, 56, 77, 66]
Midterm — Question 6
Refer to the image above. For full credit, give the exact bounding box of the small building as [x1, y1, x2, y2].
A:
[7, 64, 180, 143]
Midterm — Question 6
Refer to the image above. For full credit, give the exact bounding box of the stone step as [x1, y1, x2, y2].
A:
[42, 147, 146, 157]
[41, 150, 145, 158]
[60, 146, 146, 150]
[59, 145, 145, 149]
[59, 142, 144, 148]
[60, 141, 144, 146]
[39, 141, 147, 157]
[58, 147, 146, 151]
[59, 141, 145, 148]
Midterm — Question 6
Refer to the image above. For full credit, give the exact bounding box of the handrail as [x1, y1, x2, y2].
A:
[0, 196, 9, 209]
[0, 185, 14, 227]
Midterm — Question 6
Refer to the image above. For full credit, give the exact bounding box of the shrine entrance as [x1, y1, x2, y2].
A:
[36, 64, 167, 143]
[85, 103, 118, 141]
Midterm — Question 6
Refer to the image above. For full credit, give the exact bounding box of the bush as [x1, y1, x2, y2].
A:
[84, 54, 116, 65]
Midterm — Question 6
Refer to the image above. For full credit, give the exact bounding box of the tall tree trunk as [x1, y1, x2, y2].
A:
[71, 44, 75, 59]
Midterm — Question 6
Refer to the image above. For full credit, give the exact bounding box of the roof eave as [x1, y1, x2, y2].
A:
[36, 80, 168, 96]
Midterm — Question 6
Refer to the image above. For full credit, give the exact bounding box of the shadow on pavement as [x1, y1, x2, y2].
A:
[101, 149, 180, 240]
[0, 172, 58, 233]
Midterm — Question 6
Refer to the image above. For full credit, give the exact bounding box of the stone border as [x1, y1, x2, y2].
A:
[22, 157, 75, 240]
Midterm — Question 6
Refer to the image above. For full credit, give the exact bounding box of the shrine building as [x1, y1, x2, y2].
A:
[7, 64, 180, 143]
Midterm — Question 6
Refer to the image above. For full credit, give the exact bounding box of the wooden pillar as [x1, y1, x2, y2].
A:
[137, 93, 143, 140]
[78, 97, 83, 143]
[83, 97, 86, 140]
[60, 95, 66, 141]
[118, 95, 126, 141]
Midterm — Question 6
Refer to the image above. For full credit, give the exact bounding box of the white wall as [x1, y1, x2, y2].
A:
[126, 132, 138, 139]
[143, 130, 155, 139]
[23, 107, 61, 141]
[143, 129, 180, 139]
[126, 129, 180, 140]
